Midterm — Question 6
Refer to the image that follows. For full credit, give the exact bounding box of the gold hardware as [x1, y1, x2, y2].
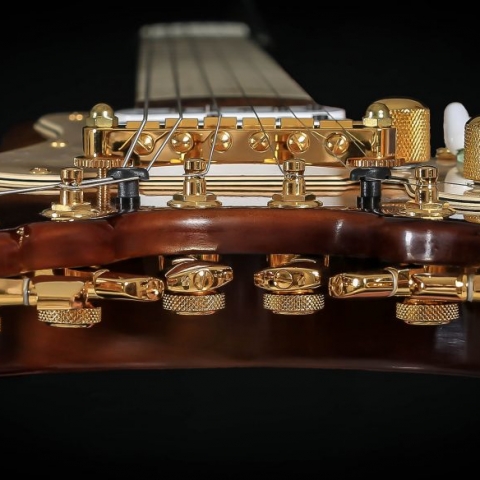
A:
[41, 167, 100, 221]
[29, 167, 51, 175]
[268, 159, 322, 208]
[362, 102, 392, 128]
[74, 155, 124, 213]
[400, 166, 455, 219]
[327, 265, 480, 325]
[0, 269, 163, 328]
[162, 255, 233, 315]
[374, 97, 431, 164]
[85, 103, 119, 128]
[346, 102, 402, 168]
[167, 159, 222, 208]
[254, 254, 324, 315]
[80, 113, 396, 169]
[395, 299, 460, 326]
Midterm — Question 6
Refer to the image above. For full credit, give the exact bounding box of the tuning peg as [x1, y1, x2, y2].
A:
[254, 254, 325, 315]
[328, 265, 480, 325]
[162, 255, 233, 315]
[0, 269, 164, 328]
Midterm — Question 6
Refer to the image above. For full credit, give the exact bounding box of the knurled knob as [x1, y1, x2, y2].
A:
[263, 293, 325, 315]
[396, 300, 459, 325]
[74, 155, 124, 169]
[463, 116, 480, 182]
[375, 98, 431, 164]
[162, 293, 225, 315]
[37, 307, 102, 328]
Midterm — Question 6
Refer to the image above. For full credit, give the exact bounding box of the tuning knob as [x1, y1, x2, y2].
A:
[37, 307, 102, 328]
[263, 292, 324, 315]
[374, 97, 431, 164]
[162, 255, 233, 315]
[396, 300, 460, 326]
[254, 254, 324, 315]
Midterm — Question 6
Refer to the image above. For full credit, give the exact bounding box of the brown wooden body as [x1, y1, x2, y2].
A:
[2, 192, 480, 377]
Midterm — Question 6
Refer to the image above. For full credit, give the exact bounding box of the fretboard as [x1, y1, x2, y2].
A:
[135, 22, 316, 109]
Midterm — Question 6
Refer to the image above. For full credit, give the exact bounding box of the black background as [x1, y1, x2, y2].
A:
[1, 3, 480, 477]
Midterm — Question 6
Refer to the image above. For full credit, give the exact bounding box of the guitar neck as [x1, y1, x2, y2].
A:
[135, 22, 316, 109]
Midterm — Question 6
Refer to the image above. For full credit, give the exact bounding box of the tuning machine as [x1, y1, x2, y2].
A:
[254, 254, 325, 315]
[327, 265, 480, 325]
[0, 268, 164, 328]
[162, 254, 233, 315]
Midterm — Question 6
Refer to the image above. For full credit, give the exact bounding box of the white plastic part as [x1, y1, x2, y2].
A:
[443, 102, 470, 154]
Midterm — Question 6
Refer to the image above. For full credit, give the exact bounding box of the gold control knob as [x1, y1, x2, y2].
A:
[463, 116, 480, 182]
[37, 307, 102, 328]
[162, 255, 233, 315]
[254, 254, 324, 315]
[375, 97, 431, 164]
[396, 300, 460, 326]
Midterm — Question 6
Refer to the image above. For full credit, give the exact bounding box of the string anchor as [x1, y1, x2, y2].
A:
[41, 167, 100, 221]
[268, 159, 322, 208]
[167, 159, 221, 209]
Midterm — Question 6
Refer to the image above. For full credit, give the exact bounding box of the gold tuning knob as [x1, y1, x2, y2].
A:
[396, 300, 460, 326]
[162, 255, 233, 315]
[0, 269, 163, 328]
[254, 254, 324, 315]
[37, 307, 102, 328]
[328, 265, 480, 325]
[162, 293, 226, 316]
[263, 292, 324, 315]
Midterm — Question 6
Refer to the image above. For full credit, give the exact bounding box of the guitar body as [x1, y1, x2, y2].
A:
[2, 7, 480, 475]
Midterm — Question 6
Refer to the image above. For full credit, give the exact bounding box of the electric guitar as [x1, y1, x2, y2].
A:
[2, 19, 480, 379]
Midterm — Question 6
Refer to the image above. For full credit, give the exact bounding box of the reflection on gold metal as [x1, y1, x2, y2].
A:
[435, 147, 456, 162]
[383, 165, 455, 219]
[162, 255, 233, 315]
[268, 159, 322, 208]
[0, 269, 163, 328]
[396, 299, 459, 325]
[41, 167, 99, 221]
[167, 159, 222, 208]
[328, 265, 480, 325]
[375, 97, 431, 163]
[74, 155, 124, 213]
[29, 167, 51, 175]
[463, 116, 480, 182]
[254, 254, 324, 315]
[80, 111, 396, 169]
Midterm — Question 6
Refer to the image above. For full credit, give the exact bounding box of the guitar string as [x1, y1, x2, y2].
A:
[243, 42, 366, 165]
[0, 25, 474, 198]
[211, 35, 284, 174]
